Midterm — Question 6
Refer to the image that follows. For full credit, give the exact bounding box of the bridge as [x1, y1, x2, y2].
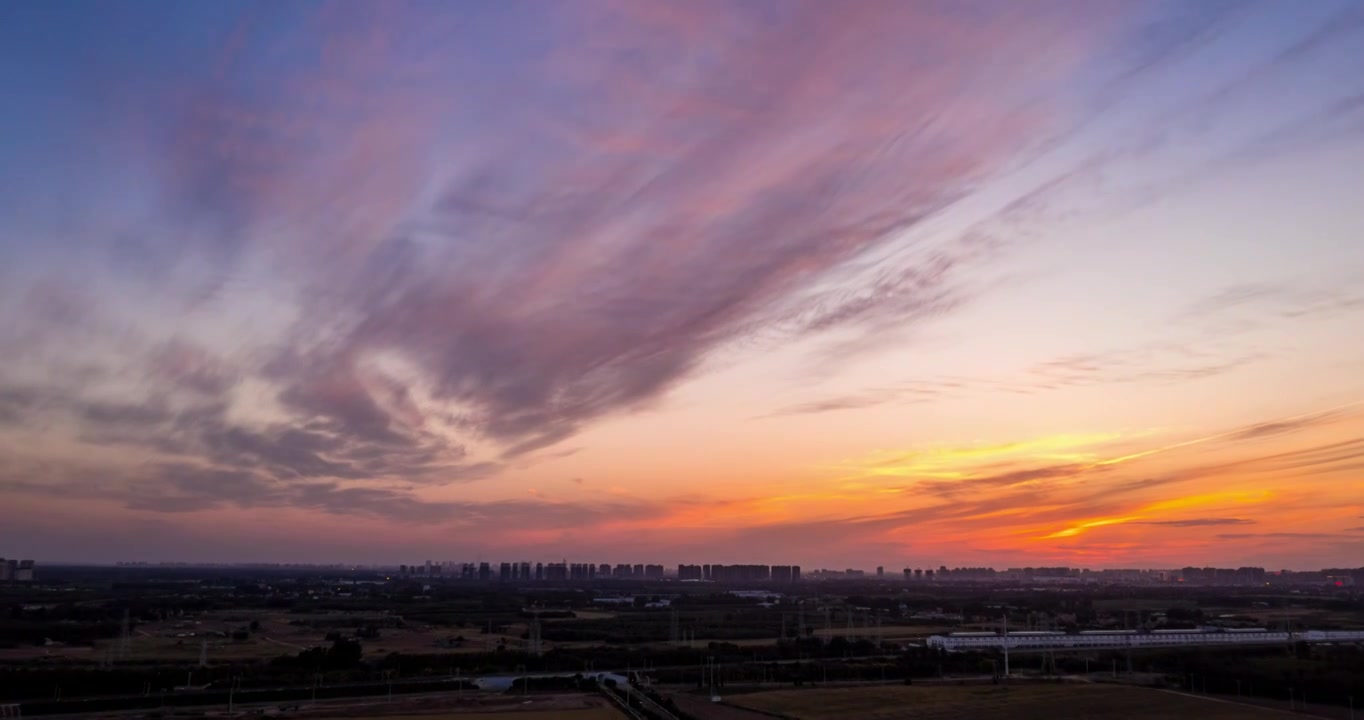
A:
[927, 629, 1364, 652]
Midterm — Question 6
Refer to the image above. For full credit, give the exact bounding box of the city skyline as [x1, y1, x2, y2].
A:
[2, 1, 1364, 569]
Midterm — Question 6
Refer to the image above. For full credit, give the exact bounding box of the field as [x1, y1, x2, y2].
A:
[341, 711, 623, 720]
[0, 608, 538, 663]
[722, 683, 1293, 719]
[311, 692, 625, 719]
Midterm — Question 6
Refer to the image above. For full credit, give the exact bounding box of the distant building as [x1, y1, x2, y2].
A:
[478, 562, 491, 581]
[678, 564, 703, 581]
[708, 565, 772, 582]
[877, 566, 884, 578]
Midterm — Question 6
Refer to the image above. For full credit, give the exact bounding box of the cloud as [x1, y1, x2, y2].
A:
[1216, 532, 1339, 540]
[95, 0, 1132, 462]
[1181, 282, 1364, 336]
[919, 463, 1091, 497]
[148, 339, 238, 396]
[0, 458, 658, 528]
[1135, 518, 1256, 527]
[7, 0, 1362, 558]
[0, 387, 39, 425]
[1226, 409, 1344, 442]
[768, 347, 1261, 416]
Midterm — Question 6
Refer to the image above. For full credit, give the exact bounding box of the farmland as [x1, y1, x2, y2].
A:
[723, 683, 1292, 719]
[339, 706, 623, 720]
[3, 565, 1362, 717]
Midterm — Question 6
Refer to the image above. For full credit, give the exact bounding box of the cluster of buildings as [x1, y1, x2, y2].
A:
[677, 564, 801, 582]
[397, 561, 672, 582]
[378, 560, 1359, 587]
[393, 561, 803, 583]
[0, 557, 34, 582]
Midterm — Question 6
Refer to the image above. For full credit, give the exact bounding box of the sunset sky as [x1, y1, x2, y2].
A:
[2, 0, 1363, 569]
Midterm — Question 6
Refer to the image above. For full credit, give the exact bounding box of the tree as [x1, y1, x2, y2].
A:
[325, 638, 363, 668]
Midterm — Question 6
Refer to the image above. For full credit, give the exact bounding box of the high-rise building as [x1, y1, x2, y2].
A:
[14, 560, 33, 582]
[877, 566, 884, 578]
[0, 559, 10, 582]
[478, 562, 491, 581]
[535, 562, 544, 581]
[792, 566, 801, 582]
[708, 565, 772, 582]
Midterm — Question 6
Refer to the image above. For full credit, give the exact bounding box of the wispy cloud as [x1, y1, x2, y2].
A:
[1134, 518, 1256, 527]
[1216, 533, 1339, 540]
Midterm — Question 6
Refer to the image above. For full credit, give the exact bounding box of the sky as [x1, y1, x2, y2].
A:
[1, 0, 1363, 570]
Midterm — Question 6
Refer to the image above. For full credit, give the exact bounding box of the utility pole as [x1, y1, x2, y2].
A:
[1002, 612, 1009, 678]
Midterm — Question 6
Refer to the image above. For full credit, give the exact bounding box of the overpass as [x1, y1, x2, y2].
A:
[927, 629, 1364, 652]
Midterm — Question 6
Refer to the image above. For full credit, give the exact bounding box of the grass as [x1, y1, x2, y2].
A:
[725, 683, 1292, 719]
